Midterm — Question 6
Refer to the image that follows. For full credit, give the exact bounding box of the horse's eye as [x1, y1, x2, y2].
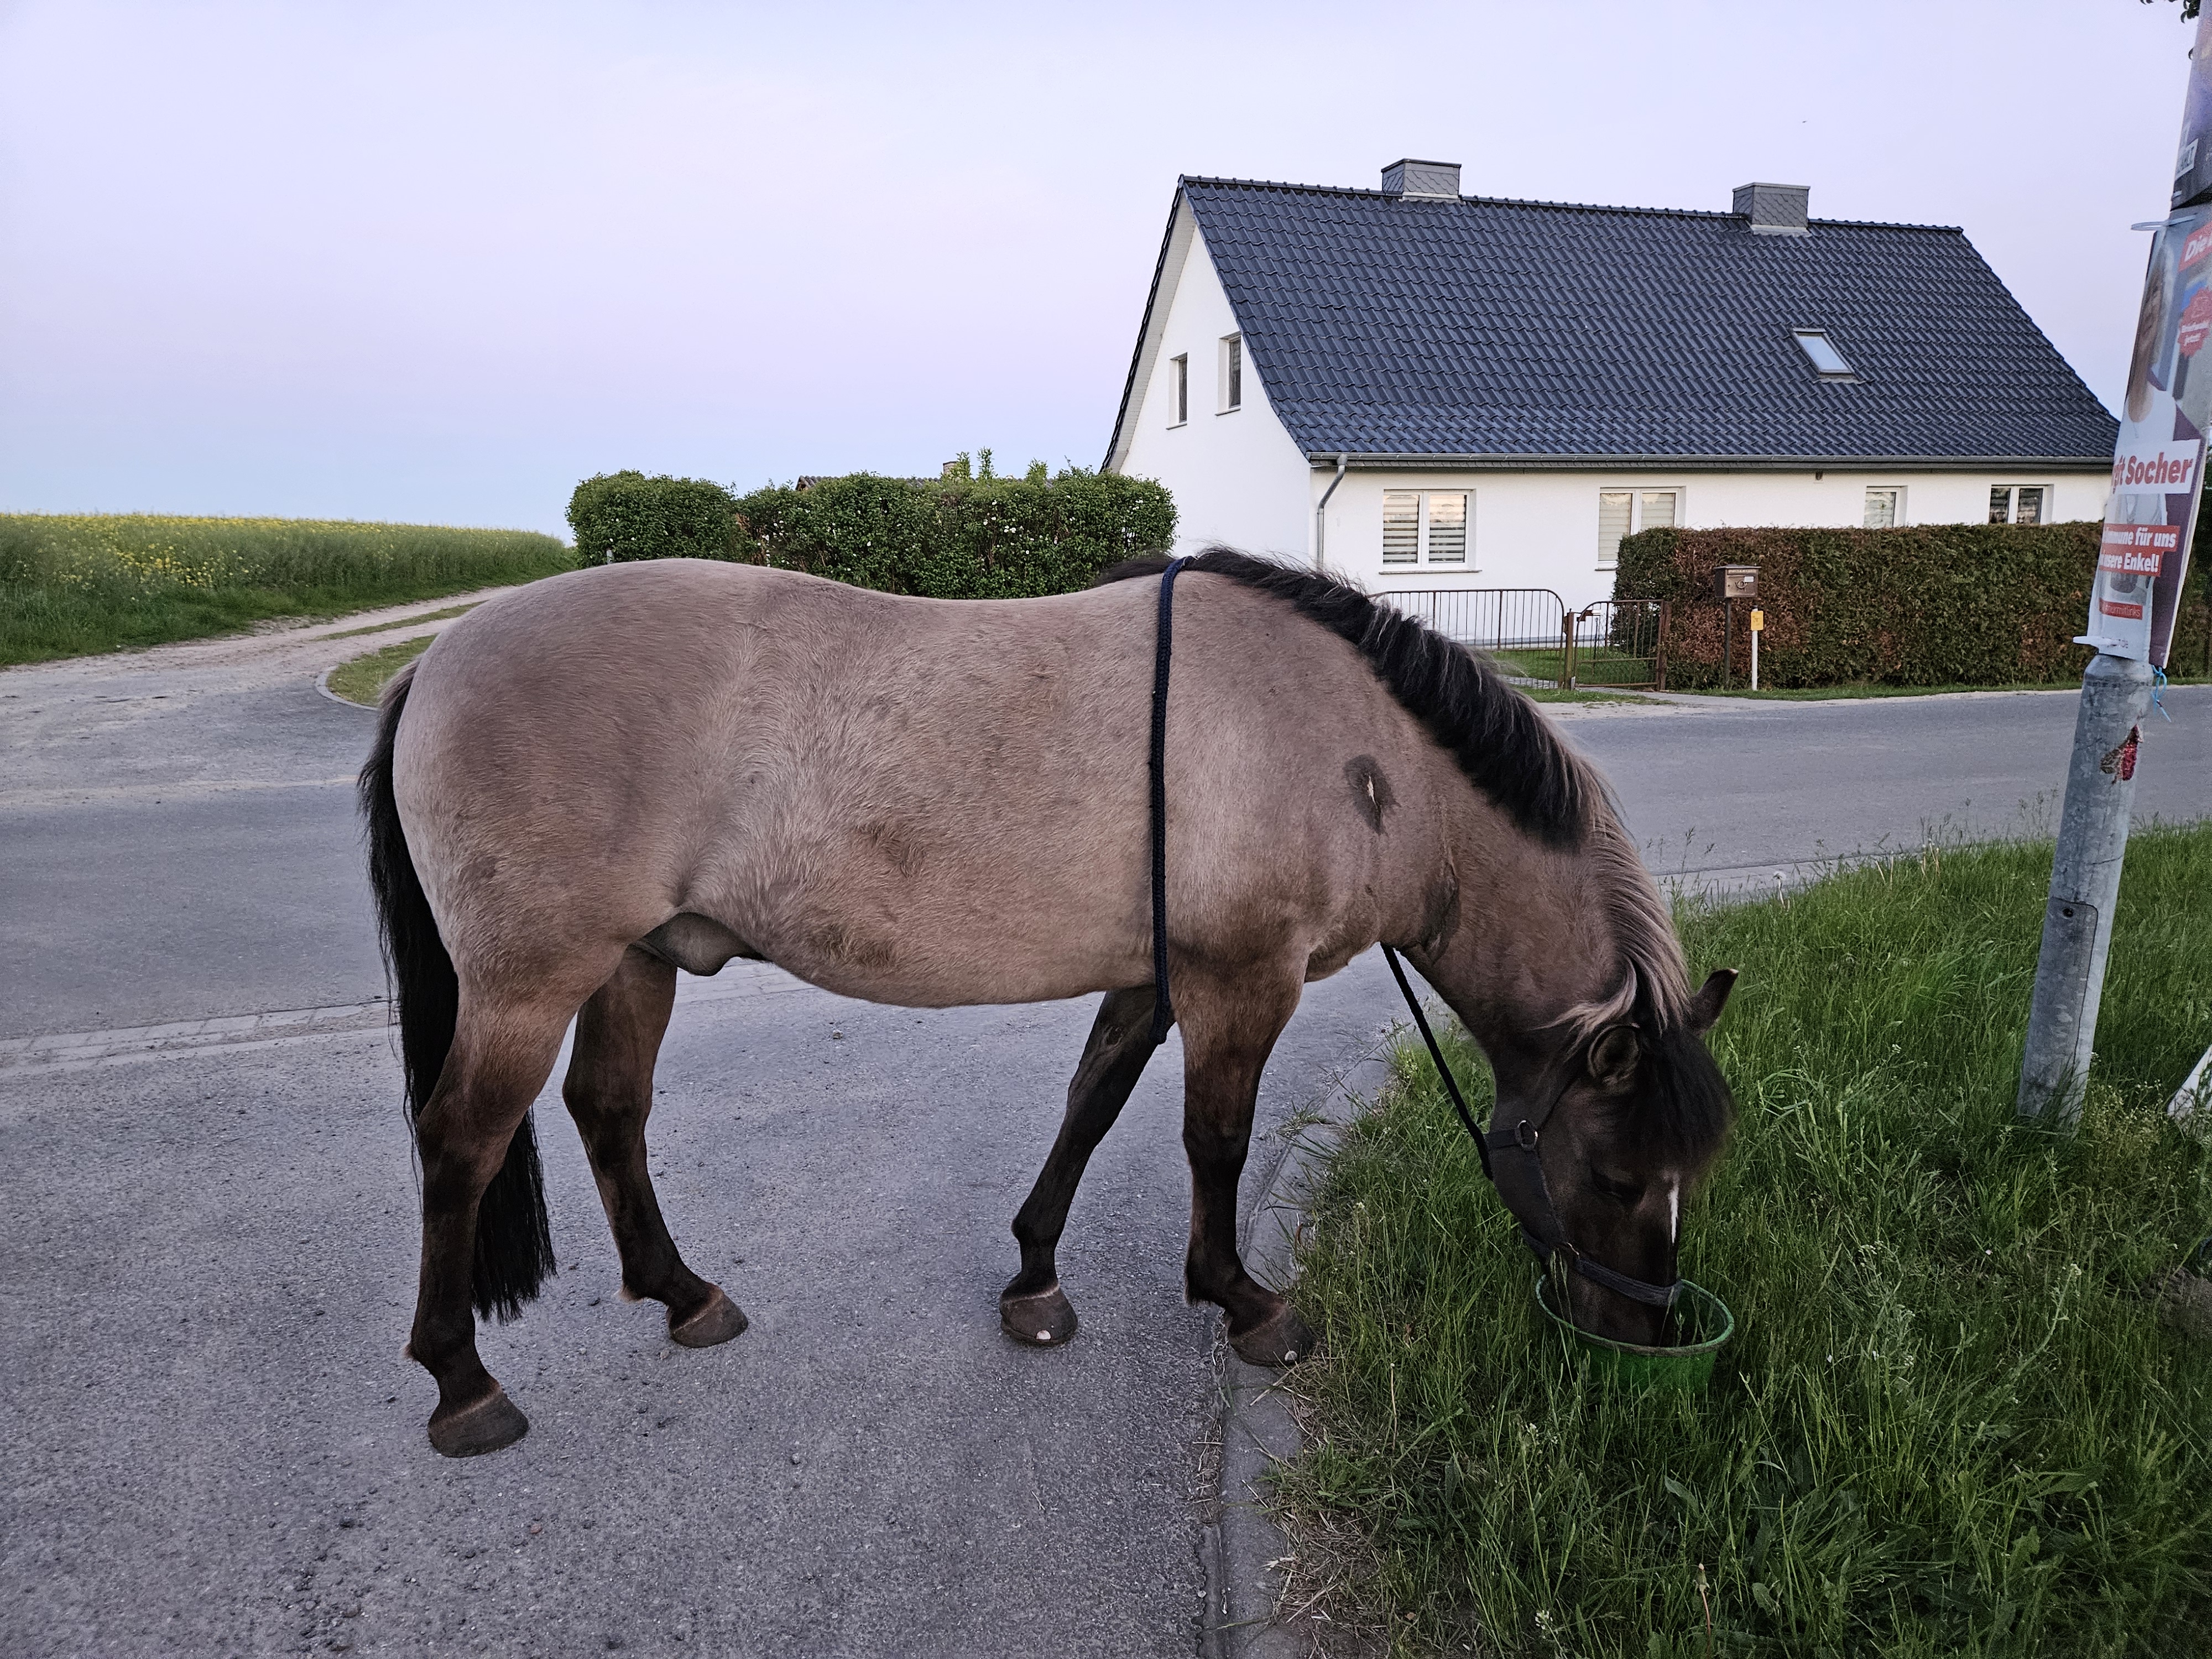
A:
[1591, 1170, 1644, 1205]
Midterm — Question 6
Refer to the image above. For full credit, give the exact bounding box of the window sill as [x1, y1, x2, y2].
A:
[1217, 406, 1240, 416]
[1165, 421, 1186, 430]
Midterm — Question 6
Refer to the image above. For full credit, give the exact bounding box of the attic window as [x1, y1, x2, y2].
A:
[1792, 330, 1857, 381]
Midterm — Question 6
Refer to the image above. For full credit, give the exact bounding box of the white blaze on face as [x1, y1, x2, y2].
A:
[1667, 1181, 1681, 1244]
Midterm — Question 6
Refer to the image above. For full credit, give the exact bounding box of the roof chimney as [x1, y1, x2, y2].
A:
[1733, 181, 1809, 236]
[1383, 158, 1462, 200]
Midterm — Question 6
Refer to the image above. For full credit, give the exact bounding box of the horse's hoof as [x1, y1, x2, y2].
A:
[670, 1285, 749, 1348]
[427, 1386, 529, 1458]
[1000, 1282, 1078, 1347]
[1229, 1302, 1316, 1368]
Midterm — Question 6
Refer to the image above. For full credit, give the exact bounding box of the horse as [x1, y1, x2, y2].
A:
[359, 547, 1736, 1457]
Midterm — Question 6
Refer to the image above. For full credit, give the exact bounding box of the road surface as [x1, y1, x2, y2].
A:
[4, 606, 2205, 1656]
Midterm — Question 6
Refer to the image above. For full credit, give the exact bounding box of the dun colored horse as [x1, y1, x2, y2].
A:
[361, 549, 1735, 1457]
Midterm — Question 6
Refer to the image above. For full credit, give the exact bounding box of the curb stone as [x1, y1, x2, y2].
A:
[1203, 1043, 1391, 1657]
[314, 665, 371, 708]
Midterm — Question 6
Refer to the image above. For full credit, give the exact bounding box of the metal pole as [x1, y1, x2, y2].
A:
[1722, 598, 1733, 688]
[2016, 651, 2154, 1125]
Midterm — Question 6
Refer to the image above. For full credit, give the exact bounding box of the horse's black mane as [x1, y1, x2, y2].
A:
[1103, 547, 1733, 1156]
[1100, 547, 1590, 851]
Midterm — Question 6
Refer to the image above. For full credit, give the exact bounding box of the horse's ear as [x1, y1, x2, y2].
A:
[1587, 1025, 1640, 1092]
[1687, 969, 1738, 1036]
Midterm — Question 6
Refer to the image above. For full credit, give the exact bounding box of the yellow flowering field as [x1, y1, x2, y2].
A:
[1, 513, 572, 666]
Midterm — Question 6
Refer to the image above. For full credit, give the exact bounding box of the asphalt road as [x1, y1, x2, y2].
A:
[3, 609, 2208, 1658]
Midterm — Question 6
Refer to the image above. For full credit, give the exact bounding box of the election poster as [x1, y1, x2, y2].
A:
[2173, 15, 2212, 211]
[2086, 201, 2212, 666]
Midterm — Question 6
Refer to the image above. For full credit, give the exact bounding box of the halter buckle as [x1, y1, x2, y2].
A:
[1514, 1119, 1540, 1152]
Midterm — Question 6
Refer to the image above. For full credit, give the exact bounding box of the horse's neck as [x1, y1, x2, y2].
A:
[1415, 795, 1628, 1049]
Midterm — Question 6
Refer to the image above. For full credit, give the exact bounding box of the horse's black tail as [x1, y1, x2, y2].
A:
[359, 660, 555, 1323]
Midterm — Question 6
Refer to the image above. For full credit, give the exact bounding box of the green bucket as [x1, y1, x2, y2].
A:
[1535, 1274, 1735, 1391]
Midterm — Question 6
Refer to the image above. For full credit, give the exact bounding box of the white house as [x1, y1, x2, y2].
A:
[1104, 160, 2119, 611]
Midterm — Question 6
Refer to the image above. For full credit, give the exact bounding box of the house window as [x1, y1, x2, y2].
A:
[1989, 485, 2047, 525]
[1864, 487, 1903, 528]
[1598, 488, 1680, 566]
[1382, 490, 1472, 565]
[1170, 355, 1187, 426]
[1426, 492, 1468, 561]
[1219, 335, 1241, 412]
[1791, 329, 1857, 380]
[1383, 491, 1420, 563]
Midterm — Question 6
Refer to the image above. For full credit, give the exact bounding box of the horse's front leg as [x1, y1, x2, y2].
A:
[562, 948, 746, 1348]
[1001, 985, 1161, 1346]
[1177, 971, 1315, 1367]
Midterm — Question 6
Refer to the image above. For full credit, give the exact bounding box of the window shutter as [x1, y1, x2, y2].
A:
[1383, 492, 1420, 563]
[1425, 492, 1467, 561]
[1639, 491, 1677, 530]
[1598, 492, 1633, 563]
[1864, 488, 1897, 529]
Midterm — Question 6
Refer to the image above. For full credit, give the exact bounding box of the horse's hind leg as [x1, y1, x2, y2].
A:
[1177, 971, 1316, 1368]
[409, 998, 576, 1457]
[562, 948, 747, 1348]
[1001, 985, 1161, 1347]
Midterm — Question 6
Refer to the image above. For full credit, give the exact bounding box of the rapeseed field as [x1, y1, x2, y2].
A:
[1, 513, 570, 665]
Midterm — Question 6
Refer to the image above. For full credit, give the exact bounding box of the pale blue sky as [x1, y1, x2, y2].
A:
[0, 2, 2195, 536]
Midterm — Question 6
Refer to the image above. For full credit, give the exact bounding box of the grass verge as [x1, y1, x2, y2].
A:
[322, 601, 481, 641]
[0, 514, 572, 666]
[325, 635, 436, 706]
[1523, 688, 1650, 707]
[1280, 826, 2212, 1656]
[1677, 677, 2212, 701]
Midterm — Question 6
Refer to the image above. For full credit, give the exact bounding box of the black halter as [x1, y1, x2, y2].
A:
[1380, 947, 1682, 1311]
[1146, 560, 1676, 1314]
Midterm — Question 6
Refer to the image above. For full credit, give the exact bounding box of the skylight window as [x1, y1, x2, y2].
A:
[1792, 330, 1857, 380]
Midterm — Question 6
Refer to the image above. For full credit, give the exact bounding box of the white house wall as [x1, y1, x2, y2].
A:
[1314, 468, 2109, 612]
[1116, 214, 1314, 560]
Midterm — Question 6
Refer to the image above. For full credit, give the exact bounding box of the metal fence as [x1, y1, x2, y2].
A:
[1381, 590, 1667, 691]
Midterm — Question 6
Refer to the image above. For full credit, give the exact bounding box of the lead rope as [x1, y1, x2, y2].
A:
[1381, 944, 1491, 1179]
[1147, 557, 1190, 1045]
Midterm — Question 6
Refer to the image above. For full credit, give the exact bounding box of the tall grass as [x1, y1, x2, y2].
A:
[0, 513, 572, 666]
[1281, 826, 2212, 1656]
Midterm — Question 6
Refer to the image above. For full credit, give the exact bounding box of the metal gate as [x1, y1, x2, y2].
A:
[1383, 591, 1668, 691]
[1566, 599, 1668, 690]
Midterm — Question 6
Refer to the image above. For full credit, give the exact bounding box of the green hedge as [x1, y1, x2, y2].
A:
[567, 472, 742, 565]
[1613, 522, 2116, 688]
[564, 467, 1177, 599]
[732, 469, 1175, 599]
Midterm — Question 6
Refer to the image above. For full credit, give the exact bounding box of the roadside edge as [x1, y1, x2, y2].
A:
[1202, 1040, 1390, 1658]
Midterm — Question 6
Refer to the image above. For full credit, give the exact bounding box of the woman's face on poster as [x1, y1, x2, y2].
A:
[2127, 260, 2168, 424]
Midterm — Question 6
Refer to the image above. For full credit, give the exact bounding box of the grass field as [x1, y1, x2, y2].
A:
[0, 513, 571, 666]
[1491, 649, 1658, 690]
[1279, 827, 2212, 1656]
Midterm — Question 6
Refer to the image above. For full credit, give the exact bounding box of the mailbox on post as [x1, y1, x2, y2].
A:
[1714, 566, 1759, 686]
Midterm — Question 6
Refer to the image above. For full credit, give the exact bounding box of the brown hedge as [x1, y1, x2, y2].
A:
[1611, 522, 2118, 688]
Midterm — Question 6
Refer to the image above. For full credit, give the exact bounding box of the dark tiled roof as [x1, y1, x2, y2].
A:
[1142, 176, 2117, 463]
